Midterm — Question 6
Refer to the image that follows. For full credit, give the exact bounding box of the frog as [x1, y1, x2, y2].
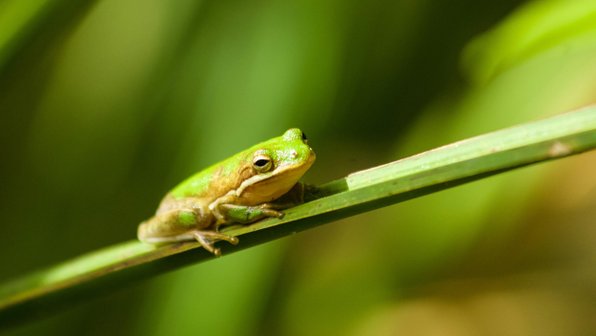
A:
[138, 128, 316, 256]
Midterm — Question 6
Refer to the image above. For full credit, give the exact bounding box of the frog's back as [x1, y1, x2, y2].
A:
[170, 165, 217, 199]
[165, 151, 251, 201]
[155, 165, 226, 216]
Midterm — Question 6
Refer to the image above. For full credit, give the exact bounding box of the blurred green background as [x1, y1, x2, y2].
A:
[1, 0, 596, 335]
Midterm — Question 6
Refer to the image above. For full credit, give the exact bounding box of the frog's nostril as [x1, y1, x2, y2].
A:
[301, 131, 308, 142]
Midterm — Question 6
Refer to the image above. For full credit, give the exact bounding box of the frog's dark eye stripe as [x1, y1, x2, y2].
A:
[301, 131, 308, 142]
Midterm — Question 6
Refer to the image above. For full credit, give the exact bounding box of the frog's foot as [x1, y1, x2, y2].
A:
[192, 230, 239, 256]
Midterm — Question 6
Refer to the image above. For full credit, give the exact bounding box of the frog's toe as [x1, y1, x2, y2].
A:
[192, 230, 238, 255]
[263, 208, 284, 219]
[208, 231, 238, 244]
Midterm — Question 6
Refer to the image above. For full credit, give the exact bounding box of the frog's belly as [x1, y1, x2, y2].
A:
[139, 231, 196, 243]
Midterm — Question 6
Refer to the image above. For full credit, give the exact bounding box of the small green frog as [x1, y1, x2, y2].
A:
[138, 128, 315, 256]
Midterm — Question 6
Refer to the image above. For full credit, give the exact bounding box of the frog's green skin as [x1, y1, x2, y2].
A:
[138, 128, 315, 256]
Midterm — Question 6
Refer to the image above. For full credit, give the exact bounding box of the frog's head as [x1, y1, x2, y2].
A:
[237, 128, 315, 203]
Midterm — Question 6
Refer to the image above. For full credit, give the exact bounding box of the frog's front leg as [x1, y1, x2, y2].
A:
[138, 208, 238, 256]
[218, 203, 284, 226]
[213, 203, 283, 231]
[209, 193, 288, 229]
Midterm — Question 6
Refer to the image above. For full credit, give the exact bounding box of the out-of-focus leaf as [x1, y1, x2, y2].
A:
[463, 0, 596, 83]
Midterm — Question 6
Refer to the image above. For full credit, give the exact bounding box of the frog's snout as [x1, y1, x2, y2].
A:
[308, 147, 316, 162]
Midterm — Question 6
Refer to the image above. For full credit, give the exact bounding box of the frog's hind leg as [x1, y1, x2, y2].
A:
[192, 230, 239, 256]
[138, 206, 238, 256]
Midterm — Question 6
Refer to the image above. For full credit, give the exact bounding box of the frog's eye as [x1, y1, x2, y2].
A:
[253, 154, 273, 172]
[301, 131, 308, 143]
